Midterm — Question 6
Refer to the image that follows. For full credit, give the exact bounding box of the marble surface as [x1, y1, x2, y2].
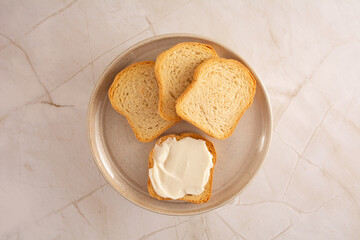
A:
[1, 0, 360, 239]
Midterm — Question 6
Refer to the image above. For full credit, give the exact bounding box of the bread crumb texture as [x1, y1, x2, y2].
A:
[155, 42, 218, 121]
[108, 61, 176, 142]
[176, 58, 256, 139]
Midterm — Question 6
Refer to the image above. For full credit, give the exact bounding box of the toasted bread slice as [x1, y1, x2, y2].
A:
[155, 42, 218, 121]
[108, 61, 176, 142]
[176, 58, 256, 139]
[148, 133, 217, 203]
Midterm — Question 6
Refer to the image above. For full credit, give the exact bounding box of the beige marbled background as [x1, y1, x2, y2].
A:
[1, 0, 360, 239]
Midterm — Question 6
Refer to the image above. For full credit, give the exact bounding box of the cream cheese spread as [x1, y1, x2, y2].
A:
[148, 137, 213, 199]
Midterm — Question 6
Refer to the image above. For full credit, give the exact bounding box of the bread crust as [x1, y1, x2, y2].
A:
[175, 58, 256, 139]
[155, 42, 218, 121]
[108, 61, 176, 142]
[148, 133, 217, 203]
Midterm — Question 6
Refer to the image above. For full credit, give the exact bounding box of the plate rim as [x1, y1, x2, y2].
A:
[87, 33, 273, 215]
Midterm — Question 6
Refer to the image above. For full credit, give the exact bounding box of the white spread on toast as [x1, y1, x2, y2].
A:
[149, 137, 213, 199]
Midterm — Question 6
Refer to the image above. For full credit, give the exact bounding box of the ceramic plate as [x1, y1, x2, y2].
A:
[87, 34, 272, 215]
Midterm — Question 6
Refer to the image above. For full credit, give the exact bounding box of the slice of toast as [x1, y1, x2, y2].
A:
[176, 58, 256, 139]
[148, 133, 217, 203]
[108, 61, 176, 142]
[155, 42, 218, 121]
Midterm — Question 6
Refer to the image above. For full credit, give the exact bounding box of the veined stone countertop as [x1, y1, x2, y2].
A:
[1, 1, 359, 239]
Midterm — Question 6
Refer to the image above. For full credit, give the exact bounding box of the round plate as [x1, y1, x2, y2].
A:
[87, 34, 272, 215]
